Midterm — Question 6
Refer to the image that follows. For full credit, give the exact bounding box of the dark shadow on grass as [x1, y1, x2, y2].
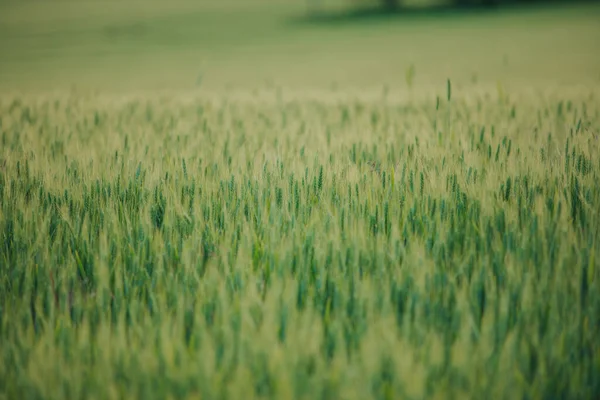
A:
[289, 0, 600, 26]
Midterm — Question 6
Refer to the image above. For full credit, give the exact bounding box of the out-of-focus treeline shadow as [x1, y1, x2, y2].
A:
[291, 0, 600, 25]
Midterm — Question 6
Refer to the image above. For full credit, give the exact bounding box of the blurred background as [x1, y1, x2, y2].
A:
[306, 0, 600, 14]
[0, 0, 599, 93]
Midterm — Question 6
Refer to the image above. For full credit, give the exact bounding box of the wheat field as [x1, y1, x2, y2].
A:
[1, 1, 599, 399]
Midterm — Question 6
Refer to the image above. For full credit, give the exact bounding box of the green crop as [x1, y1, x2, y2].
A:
[0, 86, 599, 400]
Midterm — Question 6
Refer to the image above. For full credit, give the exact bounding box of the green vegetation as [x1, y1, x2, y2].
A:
[1, 1, 599, 399]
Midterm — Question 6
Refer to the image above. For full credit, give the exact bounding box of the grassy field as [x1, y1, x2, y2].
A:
[1, 0, 600, 91]
[1, 1, 600, 399]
